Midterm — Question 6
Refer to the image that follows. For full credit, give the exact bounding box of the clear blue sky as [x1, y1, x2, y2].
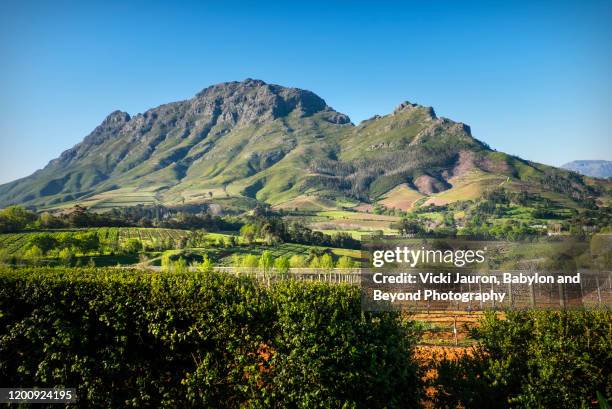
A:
[1, 0, 611, 184]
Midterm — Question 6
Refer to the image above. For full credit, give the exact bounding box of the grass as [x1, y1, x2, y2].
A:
[290, 210, 401, 237]
[378, 183, 424, 211]
[315, 229, 368, 239]
[423, 170, 506, 206]
[316, 210, 400, 221]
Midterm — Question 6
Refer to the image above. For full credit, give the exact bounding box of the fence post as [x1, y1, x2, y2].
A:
[453, 316, 458, 346]
[596, 276, 601, 307]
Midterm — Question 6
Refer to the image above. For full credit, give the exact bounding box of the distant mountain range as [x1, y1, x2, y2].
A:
[562, 160, 612, 179]
[0, 79, 609, 211]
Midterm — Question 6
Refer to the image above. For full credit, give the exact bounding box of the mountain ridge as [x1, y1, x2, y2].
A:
[562, 160, 612, 179]
[0, 79, 608, 212]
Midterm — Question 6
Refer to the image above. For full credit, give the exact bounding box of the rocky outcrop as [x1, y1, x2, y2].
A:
[191, 78, 350, 126]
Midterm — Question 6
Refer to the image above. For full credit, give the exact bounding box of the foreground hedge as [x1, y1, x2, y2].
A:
[433, 309, 612, 408]
[0, 267, 421, 408]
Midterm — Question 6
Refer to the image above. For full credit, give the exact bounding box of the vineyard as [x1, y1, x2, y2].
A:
[0, 227, 191, 256]
[208, 242, 361, 266]
[0, 266, 609, 408]
[0, 267, 422, 408]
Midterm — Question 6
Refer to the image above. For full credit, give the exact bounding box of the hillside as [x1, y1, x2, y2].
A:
[562, 160, 612, 179]
[0, 79, 609, 212]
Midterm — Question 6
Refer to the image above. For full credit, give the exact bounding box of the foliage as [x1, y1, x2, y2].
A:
[289, 254, 307, 268]
[23, 245, 43, 260]
[273, 256, 290, 274]
[0, 267, 422, 408]
[241, 254, 259, 269]
[432, 310, 612, 408]
[240, 217, 360, 249]
[320, 253, 334, 270]
[122, 238, 142, 254]
[336, 256, 356, 269]
[0, 206, 37, 232]
[309, 256, 321, 269]
[197, 256, 214, 273]
[258, 250, 274, 272]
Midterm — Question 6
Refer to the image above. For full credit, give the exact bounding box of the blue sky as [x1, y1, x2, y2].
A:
[0, 0, 610, 184]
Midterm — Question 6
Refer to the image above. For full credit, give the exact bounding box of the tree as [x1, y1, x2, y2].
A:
[59, 248, 74, 264]
[231, 254, 242, 267]
[123, 239, 142, 255]
[173, 257, 188, 274]
[240, 224, 256, 244]
[258, 250, 274, 272]
[336, 256, 355, 269]
[0, 206, 36, 232]
[274, 256, 290, 274]
[309, 256, 321, 269]
[67, 205, 90, 227]
[227, 235, 237, 247]
[198, 256, 214, 273]
[320, 254, 334, 270]
[24, 245, 43, 260]
[443, 211, 455, 227]
[75, 232, 100, 254]
[289, 255, 307, 268]
[396, 217, 425, 235]
[242, 254, 259, 269]
[161, 252, 172, 272]
[28, 234, 58, 254]
[39, 212, 63, 229]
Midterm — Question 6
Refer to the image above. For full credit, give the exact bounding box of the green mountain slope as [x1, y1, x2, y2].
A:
[0, 79, 609, 211]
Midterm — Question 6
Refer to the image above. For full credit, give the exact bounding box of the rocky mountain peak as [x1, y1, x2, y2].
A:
[393, 101, 437, 119]
[102, 110, 131, 126]
[192, 79, 350, 126]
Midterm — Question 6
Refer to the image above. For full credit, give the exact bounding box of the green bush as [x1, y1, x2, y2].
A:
[0, 267, 422, 408]
[432, 310, 612, 408]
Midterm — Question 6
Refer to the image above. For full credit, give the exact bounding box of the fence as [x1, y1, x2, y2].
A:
[360, 269, 612, 311]
[143, 265, 612, 309]
[214, 267, 361, 285]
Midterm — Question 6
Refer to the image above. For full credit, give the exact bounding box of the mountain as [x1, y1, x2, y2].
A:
[562, 160, 612, 179]
[0, 79, 609, 212]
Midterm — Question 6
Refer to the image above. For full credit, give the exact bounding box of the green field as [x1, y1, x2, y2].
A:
[0, 227, 191, 257]
[0, 227, 362, 268]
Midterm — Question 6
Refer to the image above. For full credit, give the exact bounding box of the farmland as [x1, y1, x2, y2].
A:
[1, 266, 610, 408]
[0, 227, 191, 257]
[286, 210, 401, 237]
[0, 227, 363, 269]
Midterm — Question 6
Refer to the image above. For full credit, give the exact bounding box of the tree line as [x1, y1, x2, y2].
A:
[0, 204, 236, 233]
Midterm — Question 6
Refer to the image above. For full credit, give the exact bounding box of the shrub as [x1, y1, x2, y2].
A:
[432, 310, 612, 408]
[0, 267, 422, 408]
